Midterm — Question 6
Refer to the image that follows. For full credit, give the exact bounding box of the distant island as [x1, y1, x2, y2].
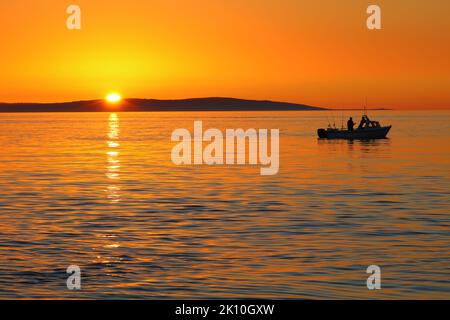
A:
[0, 97, 325, 112]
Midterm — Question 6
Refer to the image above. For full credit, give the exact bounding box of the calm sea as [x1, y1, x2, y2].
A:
[0, 110, 449, 299]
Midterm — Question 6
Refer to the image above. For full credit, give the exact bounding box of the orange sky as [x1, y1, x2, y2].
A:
[1, 0, 449, 109]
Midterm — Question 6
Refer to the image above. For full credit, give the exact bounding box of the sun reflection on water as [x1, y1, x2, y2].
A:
[106, 113, 121, 202]
[92, 113, 124, 267]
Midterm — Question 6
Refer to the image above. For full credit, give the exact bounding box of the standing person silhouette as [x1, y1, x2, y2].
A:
[347, 117, 355, 132]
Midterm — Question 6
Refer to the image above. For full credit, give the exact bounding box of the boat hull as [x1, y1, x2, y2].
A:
[318, 126, 391, 139]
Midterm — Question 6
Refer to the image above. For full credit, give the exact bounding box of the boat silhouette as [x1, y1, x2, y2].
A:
[318, 114, 391, 139]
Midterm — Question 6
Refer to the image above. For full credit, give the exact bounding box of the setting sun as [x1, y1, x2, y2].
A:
[106, 93, 122, 103]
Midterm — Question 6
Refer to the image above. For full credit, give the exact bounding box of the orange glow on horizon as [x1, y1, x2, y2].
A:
[0, 0, 449, 109]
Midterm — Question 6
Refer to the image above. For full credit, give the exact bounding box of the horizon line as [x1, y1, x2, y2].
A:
[0, 96, 396, 110]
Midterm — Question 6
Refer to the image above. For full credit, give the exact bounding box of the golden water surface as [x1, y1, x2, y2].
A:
[0, 110, 449, 298]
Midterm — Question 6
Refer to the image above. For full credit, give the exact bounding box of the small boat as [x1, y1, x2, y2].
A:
[318, 115, 391, 139]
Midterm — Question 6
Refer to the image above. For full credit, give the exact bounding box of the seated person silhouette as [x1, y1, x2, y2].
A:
[358, 115, 369, 129]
